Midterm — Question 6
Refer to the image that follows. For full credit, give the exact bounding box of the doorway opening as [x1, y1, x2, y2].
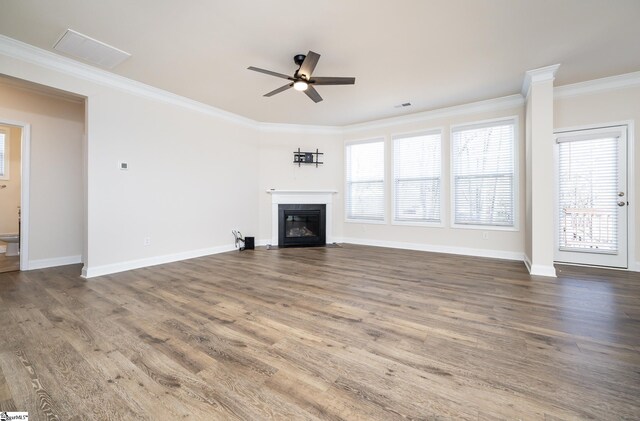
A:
[0, 121, 28, 273]
[0, 124, 22, 272]
[0, 74, 86, 274]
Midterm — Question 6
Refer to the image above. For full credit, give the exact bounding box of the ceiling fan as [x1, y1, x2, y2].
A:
[247, 51, 355, 103]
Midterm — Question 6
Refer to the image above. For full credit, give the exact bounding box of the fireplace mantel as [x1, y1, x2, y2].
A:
[267, 190, 337, 246]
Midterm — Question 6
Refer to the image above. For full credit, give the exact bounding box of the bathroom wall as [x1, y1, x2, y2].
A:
[0, 125, 21, 235]
[0, 80, 84, 265]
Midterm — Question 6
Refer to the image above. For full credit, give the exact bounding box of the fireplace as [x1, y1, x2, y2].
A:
[268, 190, 336, 247]
[278, 204, 326, 247]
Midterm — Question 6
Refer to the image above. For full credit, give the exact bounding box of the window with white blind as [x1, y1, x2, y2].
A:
[452, 119, 516, 227]
[345, 139, 385, 221]
[393, 131, 441, 224]
[0, 131, 7, 180]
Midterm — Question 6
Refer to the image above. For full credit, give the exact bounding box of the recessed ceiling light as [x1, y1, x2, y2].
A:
[53, 29, 131, 69]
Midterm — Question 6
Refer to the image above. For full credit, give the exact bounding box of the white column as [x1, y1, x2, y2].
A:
[523, 64, 560, 277]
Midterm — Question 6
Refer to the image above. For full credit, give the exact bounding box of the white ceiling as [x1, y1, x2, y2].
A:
[1, 0, 639, 126]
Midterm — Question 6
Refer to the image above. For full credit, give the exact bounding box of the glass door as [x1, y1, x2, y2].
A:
[555, 126, 628, 268]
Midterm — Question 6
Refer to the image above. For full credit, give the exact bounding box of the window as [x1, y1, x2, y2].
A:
[345, 139, 385, 221]
[452, 119, 516, 227]
[393, 131, 441, 224]
[0, 130, 8, 180]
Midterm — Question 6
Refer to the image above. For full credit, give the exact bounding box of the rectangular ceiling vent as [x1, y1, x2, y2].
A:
[394, 102, 412, 109]
[53, 29, 131, 69]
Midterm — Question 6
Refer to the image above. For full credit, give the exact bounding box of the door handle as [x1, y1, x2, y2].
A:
[618, 201, 626, 207]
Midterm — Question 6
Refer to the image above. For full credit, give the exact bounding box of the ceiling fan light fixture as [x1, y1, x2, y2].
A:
[248, 50, 355, 103]
[293, 80, 309, 91]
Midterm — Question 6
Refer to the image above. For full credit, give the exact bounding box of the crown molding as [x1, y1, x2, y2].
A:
[342, 94, 524, 134]
[0, 34, 260, 128]
[0, 35, 365, 135]
[0, 35, 527, 137]
[554, 70, 640, 99]
[521, 64, 561, 97]
[4, 34, 637, 137]
[258, 122, 342, 135]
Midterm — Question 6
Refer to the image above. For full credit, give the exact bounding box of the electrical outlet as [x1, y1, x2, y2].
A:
[482, 231, 489, 240]
[143, 237, 151, 246]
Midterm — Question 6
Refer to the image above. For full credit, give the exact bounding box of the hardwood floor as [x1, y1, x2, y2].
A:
[0, 244, 638, 420]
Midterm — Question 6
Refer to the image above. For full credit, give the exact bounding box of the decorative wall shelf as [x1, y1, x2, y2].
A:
[293, 148, 323, 167]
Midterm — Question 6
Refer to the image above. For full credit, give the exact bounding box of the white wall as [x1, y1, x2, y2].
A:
[0, 125, 21, 235]
[257, 130, 343, 243]
[1, 45, 260, 276]
[2, 36, 638, 276]
[554, 85, 640, 265]
[86, 91, 259, 272]
[0, 83, 84, 263]
[340, 105, 526, 260]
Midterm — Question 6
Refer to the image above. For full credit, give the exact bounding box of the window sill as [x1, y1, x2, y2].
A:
[450, 223, 519, 232]
[392, 220, 444, 228]
[345, 218, 387, 225]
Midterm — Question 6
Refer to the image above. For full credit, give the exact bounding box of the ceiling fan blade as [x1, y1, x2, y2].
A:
[264, 83, 293, 97]
[298, 51, 320, 79]
[311, 76, 356, 85]
[247, 66, 292, 80]
[304, 85, 323, 103]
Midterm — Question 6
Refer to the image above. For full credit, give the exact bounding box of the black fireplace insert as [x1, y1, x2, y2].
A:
[278, 204, 326, 247]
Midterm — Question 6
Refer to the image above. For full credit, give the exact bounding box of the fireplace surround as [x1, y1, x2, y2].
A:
[267, 190, 337, 247]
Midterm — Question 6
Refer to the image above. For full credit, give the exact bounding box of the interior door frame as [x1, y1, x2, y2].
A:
[553, 120, 635, 271]
[0, 117, 30, 271]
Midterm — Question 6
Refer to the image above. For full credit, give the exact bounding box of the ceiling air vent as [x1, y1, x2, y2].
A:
[394, 102, 412, 109]
[53, 29, 131, 69]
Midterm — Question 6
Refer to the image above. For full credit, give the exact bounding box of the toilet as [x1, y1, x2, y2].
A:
[0, 234, 19, 256]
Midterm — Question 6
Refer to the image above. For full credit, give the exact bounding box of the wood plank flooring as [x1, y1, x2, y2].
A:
[0, 244, 639, 420]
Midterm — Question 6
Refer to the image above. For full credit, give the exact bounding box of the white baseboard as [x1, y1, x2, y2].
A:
[78, 238, 633, 279]
[28, 255, 82, 270]
[257, 238, 271, 247]
[82, 243, 237, 279]
[340, 237, 524, 261]
[524, 254, 558, 277]
[528, 263, 557, 278]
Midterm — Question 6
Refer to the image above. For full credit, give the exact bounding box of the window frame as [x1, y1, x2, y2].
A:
[0, 128, 9, 181]
[344, 137, 387, 224]
[391, 128, 445, 228]
[449, 116, 519, 231]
